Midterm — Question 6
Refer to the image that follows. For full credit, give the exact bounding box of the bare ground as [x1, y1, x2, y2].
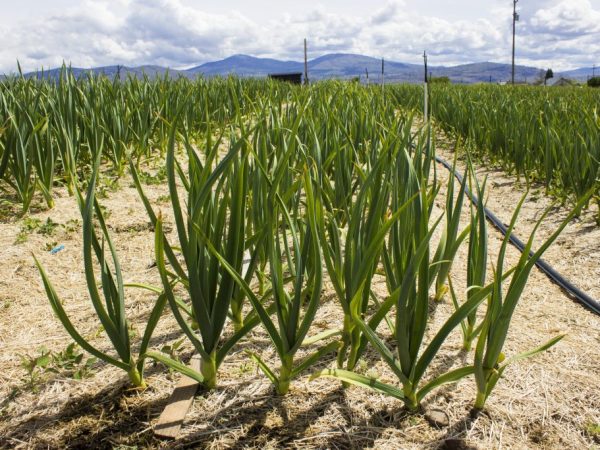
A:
[0, 133, 599, 449]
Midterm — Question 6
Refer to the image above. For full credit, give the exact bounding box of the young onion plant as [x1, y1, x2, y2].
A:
[200, 166, 339, 394]
[2, 84, 51, 212]
[472, 191, 592, 410]
[146, 119, 265, 389]
[314, 137, 502, 411]
[432, 155, 470, 301]
[449, 168, 488, 351]
[320, 135, 420, 373]
[35, 152, 166, 388]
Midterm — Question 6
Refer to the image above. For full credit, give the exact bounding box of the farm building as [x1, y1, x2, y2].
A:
[268, 72, 303, 84]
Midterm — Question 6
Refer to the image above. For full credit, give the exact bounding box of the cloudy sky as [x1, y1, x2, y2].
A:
[1, 0, 599, 73]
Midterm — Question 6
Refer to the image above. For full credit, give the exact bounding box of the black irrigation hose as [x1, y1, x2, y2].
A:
[435, 155, 600, 316]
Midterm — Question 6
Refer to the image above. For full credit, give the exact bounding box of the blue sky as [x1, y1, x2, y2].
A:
[1, 0, 599, 73]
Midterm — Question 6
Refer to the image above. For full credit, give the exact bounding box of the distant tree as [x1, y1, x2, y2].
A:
[544, 68, 554, 86]
[588, 76, 600, 88]
[429, 76, 451, 84]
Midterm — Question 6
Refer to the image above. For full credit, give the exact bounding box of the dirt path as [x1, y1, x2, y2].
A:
[433, 130, 600, 303]
[423, 129, 600, 449]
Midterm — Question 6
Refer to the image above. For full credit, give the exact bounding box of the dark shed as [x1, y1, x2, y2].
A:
[268, 72, 303, 84]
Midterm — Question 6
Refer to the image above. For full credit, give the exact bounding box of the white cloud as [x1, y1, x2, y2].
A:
[0, 0, 598, 73]
[521, 0, 600, 69]
[530, 0, 600, 35]
[371, 1, 405, 25]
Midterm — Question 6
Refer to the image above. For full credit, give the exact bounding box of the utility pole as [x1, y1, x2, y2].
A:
[381, 58, 385, 89]
[423, 51, 429, 121]
[304, 38, 309, 85]
[593, 64, 596, 78]
[512, 0, 519, 85]
[365, 67, 369, 85]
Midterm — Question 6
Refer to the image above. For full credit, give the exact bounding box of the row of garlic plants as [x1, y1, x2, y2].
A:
[389, 83, 600, 222]
[36, 80, 589, 416]
[0, 69, 292, 212]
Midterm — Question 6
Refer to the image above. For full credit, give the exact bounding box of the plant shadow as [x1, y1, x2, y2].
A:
[0, 378, 161, 449]
[177, 385, 400, 449]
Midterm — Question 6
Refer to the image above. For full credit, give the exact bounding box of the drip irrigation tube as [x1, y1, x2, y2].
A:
[435, 155, 600, 316]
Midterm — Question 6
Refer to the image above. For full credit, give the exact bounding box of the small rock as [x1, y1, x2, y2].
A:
[441, 438, 476, 450]
[425, 409, 450, 428]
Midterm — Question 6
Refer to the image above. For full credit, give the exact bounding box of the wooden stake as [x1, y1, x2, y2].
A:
[154, 354, 201, 439]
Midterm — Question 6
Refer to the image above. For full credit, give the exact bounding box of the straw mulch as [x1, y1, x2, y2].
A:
[1, 138, 599, 449]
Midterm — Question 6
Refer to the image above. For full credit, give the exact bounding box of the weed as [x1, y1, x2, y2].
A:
[19, 346, 51, 392]
[586, 422, 600, 443]
[63, 218, 81, 233]
[44, 241, 59, 252]
[19, 343, 97, 391]
[15, 217, 59, 244]
[97, 175, 120, 199]
[98, 204, 112, 220]
[39, 218, 59, 235]
[157, 338, 186, 375]
[15, 217, 42, 243]
[138, 166, 167, 186]
[49, 343, 97, 380]
[238, 361, 254, 375]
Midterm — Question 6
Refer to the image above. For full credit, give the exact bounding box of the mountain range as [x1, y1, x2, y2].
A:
[11, 53, 597, 84]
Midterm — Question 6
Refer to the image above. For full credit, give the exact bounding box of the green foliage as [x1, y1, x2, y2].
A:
[137, 165, 167, 185]
[19, 343, 96, 391]
[429, 76, 450, 84]
[472, 191, 592, 410]
[388, 83, 600, 222]
[19, 346, 51, 391]
[588, 77, 600, 88]
[35, 152, 169, 388]
[15, 77, 578, 417]
[1, 70, 291, 212]
[38, 217, 59, 235]
[147, 115, 263, 390]
[585, 422, 600, 440]
[15, 217, 59, 243]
